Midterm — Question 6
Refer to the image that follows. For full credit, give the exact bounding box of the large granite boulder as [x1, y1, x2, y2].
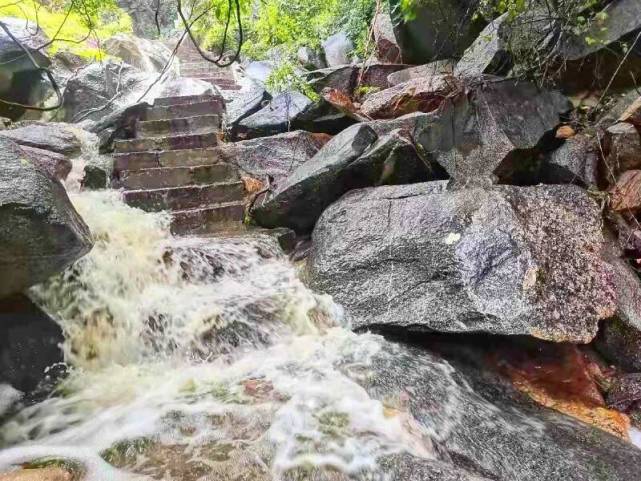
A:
[237, 91, 313, 139]
[416, 78, 571, 185]
[0, 294, 63, 393]
[360, 75, 455, 119]
[556, 0, 641, 91]
[373, 10, 402, 63]
[541, 134, 599, 187]
[0, 121, 82, 156]
[253, 123, 444, 232]
[103, 33, 173, 73]
[213, 130, 331, 186]
[388, 0, 484, 64]
[225, 80, 270, 139]
[455, 13, 514, 77]
[307, 182, 616, 343]
[62, 60, 155, 123]
[322, 32, 354, 67]
[0, 17, 52, 119]
[0, 137, 92, 298]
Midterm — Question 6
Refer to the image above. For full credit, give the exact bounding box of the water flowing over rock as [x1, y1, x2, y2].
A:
[0, 137, 92, 298]
[0, 17, 51, 120]
[307, 182, 616, 342]
[116, 0, 175, 39]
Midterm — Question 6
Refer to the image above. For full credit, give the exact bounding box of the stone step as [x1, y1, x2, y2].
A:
[154, 94, 222, 107]
[147, 99, 225, 121]
[123, 181, 245, 212]
[113, 148, 225, 173]
[113, 132, 219, 154]
[116, 163, 238, 190]
[137, 115, 221, 138]
[170, 201, 246, 235]
[195, 77, 240, 88]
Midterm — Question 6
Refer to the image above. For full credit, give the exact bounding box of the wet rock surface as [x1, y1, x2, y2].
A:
[0, 122, 82, 156]
[237, 91, 313, 139]
[307, 182, 615, 342]
[0, 137, 92, 298]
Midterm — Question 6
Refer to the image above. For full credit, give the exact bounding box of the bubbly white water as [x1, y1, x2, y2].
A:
[0, 191, 432, 480]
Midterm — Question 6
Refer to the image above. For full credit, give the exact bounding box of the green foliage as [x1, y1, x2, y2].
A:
[191, 0, 377, 63]
[0, 0, 132, 60]
[265, 60, 319, 101]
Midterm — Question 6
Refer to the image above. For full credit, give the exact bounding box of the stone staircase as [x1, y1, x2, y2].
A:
[176, 41, 241, 93]
[112, 93, 246, 236]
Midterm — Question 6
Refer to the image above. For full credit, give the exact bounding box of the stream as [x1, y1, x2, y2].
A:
[0, 188, 433, 481]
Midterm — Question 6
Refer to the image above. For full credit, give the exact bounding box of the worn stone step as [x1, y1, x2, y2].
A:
[170, 201, 245, 235]
[114, 132, 218, 154]
[147, 100, 225, 121]
[195, 77, 240, 88]
[137, 115, 221, 138]
[123, 181, 245, 212]
[154, 94, 222, 107]
[116, 163, 238, 190]
[113, 148, 225, 173]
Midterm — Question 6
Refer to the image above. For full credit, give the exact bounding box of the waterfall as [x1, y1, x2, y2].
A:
[0, 186, 429, 480]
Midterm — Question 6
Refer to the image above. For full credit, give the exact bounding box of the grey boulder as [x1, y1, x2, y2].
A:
[0, 121, 82, 156]
[237, 91, 313, 139]
[387, 60, 455, 86]
[103, 33, 173, 73]
[297, 46, 326, 70]
[322, 32, 354, 67]
[307, 182, 616, 343]
[253, 123, 441, 232]
[0, 17, 52, 119]
[455, 13, 513, 77]
[541, 134, 599, 186]
[0, 137, 92, 298]
[416, 78, 571, 185]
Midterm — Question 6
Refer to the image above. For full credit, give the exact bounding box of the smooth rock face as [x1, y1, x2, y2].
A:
[0, 137, 93, 298]
[103, 33, 173, 73]
[0, 17, 51, 120]
[360, 75, 455, 119]
[388, 0, 483, 64]
[0, 295, 63, 393]
[322, 32, 354, 67]
[387, 60, 455, 86]
[416, 79, 571, 185]
[237, 91, 313, 139]
[0, 122, 82, 156]
[225, 80, 270, 139]
[307, 183, 616, 342]
[62, 60, 153, 122]
[363, 338, 641, 481]
[116, 0, 174, 39]
[214, 130, 331, 186]
[253, 124, 443, 232]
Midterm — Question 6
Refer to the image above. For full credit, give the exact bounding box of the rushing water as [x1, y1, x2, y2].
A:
[0, 190, 431, 480]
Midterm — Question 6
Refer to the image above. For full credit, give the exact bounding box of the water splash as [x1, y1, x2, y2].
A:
[0, 190, 434, 480]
